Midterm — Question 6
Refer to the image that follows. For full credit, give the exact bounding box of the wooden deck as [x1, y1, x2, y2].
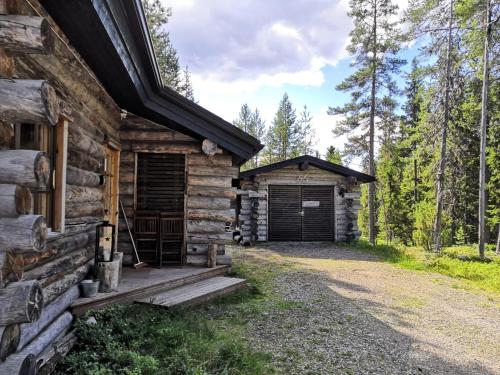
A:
[71, 266, 229, 316]
[136, 276, 246, 309]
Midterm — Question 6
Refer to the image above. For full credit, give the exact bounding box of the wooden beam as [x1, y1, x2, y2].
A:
[0, 353, 36, 375]
[0, 80, 60, 126]
[0, 280, 43, 325]
[0, 15, 54, 55]
[53, 119, 68, 232]
[0, 150, 50, 189]
[0, 215, 47, 253]
[0, 184, 32, 217]
[66, 166, 102, 187]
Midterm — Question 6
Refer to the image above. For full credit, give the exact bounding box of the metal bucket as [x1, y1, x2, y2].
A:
[80, 279, 100, 297]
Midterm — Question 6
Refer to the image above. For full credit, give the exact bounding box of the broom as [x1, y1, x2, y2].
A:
[119, 200, 147, 269]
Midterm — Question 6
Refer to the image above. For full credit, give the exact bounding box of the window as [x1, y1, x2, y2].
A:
[15, 123, 54, 225]
[8, 120, 68, 232]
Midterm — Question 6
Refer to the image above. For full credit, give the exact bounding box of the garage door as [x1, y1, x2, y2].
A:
[268, 185, 335, 241]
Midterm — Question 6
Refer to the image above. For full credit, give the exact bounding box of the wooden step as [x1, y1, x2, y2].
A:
[71, 266, 229, 316]
[135, 276, 246, 309]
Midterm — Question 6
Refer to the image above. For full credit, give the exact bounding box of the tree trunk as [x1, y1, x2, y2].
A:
[20, 312, 72, 357]
[0, 353, 36, 375]
[496, 224, 500, 255]
[18, 285, 79, 350]
[433, 0, 454, 253]
[0, 184, 32, 217]
[478, 0, 490, 258]
[0, 215, 47, 253]
[368, 1, 377, 245]
[0, 280, 43, 325]
[0, 15, 54, 55]
[0, 150, 50, 190]
[0, 79, 60, 126]
[0, 324, 20, 361]
[66, 166, 102, 187]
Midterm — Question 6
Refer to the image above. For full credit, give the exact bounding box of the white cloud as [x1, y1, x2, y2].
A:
[311, 108, 348, 157]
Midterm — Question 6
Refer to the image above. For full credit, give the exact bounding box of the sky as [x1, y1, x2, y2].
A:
[162, 0, 416, 165]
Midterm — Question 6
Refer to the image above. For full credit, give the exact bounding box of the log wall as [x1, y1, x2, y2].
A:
[238, 165, 362, 243]
[0, 1, 119, 372]
[119, 115, 237, 266]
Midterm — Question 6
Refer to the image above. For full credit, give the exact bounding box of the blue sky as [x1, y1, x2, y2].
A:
[162, 0, 417, 162]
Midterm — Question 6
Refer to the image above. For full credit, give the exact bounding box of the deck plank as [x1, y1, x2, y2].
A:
[136, 276, 246, 308]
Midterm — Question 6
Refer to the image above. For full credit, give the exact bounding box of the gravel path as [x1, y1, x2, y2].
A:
[228, 242, 500, 375]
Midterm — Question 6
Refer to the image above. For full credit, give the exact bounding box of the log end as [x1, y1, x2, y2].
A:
[20, 353, 36, 375]
[33, 152, 50, 189]
[26, 281, 44, 323]
[40, 81, 60, 126]
[40, 18, 55, 55]
[0, 324, 20, 361]
[15, 186, 33, 215]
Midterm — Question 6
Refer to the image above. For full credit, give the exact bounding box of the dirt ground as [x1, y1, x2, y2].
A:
[228, 242, 500, 375]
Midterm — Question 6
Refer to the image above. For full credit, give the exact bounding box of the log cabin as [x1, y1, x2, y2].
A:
[236, 156, 375, 244]
[0, 0, 261, 373]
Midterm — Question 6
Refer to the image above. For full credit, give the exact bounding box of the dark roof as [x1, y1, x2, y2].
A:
[240, 155, 375, 183]
[40, 0, 262, 165]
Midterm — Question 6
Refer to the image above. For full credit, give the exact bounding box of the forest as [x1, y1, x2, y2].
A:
[145, 0, 499, 256]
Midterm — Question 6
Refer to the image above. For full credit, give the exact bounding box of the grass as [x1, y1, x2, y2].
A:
[57, 251, 294, 375]
[343, 240, 500, 295]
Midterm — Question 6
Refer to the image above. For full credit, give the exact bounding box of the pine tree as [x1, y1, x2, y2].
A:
[266, 93, 300, 162]
[143, 0, 195, 99]
[325, 146, 343, 165]
[296, 106, 316, 156]
[328, 0, 405, 244]
[234, 104, 266, 169]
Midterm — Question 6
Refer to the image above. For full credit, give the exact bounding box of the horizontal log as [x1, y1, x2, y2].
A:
[65, 185, 103, 205]
[187, 186, 236, 199]
[67, 148, 103, 172]
[187, 220, 225, 235]
[0, 215, 47, 253]
[186, 233, 231, 243]
[42, 260, 92, 304]
[0, 150, 50, 189]
[131, 142, 203, 154]
[21, 312, 72, 358]
[187, 154, 232, 167]
[65, 202, 104, 219]
[188, 165, 238, 178]
[68, 125, 104, 159]
[0, 184, 32, 217]
[0, 353, 36, 375]
[22, 246, 93, 281]
[36, 330, 76, 375]
[187, 196, 230, 210]
[0, 280, 43, 325]
[18, 286, 79, 350]
[0, 15, 54, 54]
[0, 324, 20, 361]
[187, 209, 235, 222]
[0, 79, 59, 126]
[188, 176, 232, 188]
[120, 129, 192, 142]
[66, 166, 102, 187]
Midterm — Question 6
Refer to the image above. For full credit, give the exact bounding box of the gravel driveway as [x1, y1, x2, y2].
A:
[228, 242, 500, 375]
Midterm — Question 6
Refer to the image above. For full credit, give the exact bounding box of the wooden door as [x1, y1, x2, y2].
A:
[136, 153, 185, 265]
[268, 185, 335, 241]
[268, 185, 302, 241]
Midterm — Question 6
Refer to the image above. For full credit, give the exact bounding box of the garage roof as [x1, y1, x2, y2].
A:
[240, 155, 376, 183]
[40, 0, 263, 165]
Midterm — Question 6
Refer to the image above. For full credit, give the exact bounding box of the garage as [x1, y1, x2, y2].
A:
[237, 155, 375, 243]
[268, 185, 335, 241]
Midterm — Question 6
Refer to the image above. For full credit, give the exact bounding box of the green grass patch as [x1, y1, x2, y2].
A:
[57, 304, 273, 375]
[343, 240, 500, 295]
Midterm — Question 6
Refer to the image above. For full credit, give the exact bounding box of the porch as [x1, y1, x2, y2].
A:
[71, 265, 243, 316]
